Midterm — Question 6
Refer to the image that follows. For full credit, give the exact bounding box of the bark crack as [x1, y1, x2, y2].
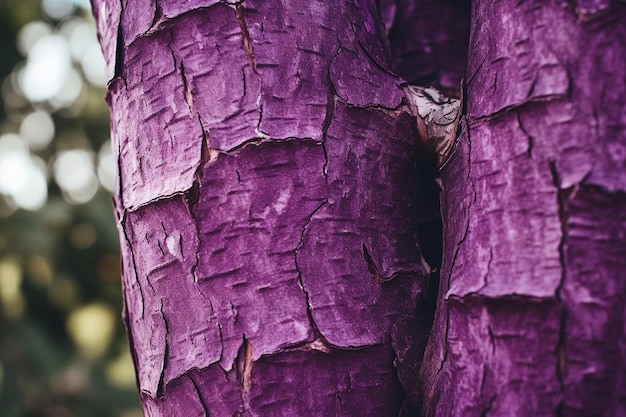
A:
[320, 88, 337, 178]
[549, 161, 571, 417]
[113, 0, 125, 78]
[156, 298, 170, 396]
[362, 244, 382, 284]
[120, 212, 146, 317]
[477, 247, 493, 294]
[445, 117, 476, 296]
[188, 374, 211, 417]
[479, 395, 496, 417]
[517, 111, 534, 159]
[346, 15, 400, 88]
[294, 200, 329, 343]
[234, 337, 255, 417]
[435, 117, 476, 382]
[148, 0, 165, 33]
[180, 63, 194, 115]
[234, 4, 258, 74]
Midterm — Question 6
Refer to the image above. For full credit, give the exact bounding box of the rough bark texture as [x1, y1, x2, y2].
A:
[93, 0, 430, 415]
[93, 0, 626, 415]
[419, 1, 626, 416]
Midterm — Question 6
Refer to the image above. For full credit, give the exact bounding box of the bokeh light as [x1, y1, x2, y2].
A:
[98, 140, 116, 193]
[42, 0, 76, 20]
[0, 1, 141, 415]
[53, 148, 99, 204]
[0, 133, 48, 211]
[67, 302, 115, 359]
[19, 34, 72, 102]
[19, 110, 55, 150]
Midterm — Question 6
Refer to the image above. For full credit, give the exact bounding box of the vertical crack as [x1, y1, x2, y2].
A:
[234, 337, 254, 416]
[549, 161, 571, 417]
[517, 111, 534, 159]
[156, 298, 170, 396]
[320, 95, 336, 178]
[234, 4, 258, 74]
[434, 117, 475, 383]
[149, 0, 164, 32]
[180, 63, 194, 115]
[362, 244, 382, 284]
[181, 114, 229, 381]
[113, 0, 125, 78]
[187, 114, 210, 285]
[188, 374, 211, 417]
[444, 117, 476, 295]
[120, 212, 146, 317]
[293, 200, 329, 343]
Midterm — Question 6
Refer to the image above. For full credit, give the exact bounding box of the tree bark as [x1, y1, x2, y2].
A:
[92, 0, 626, 416]
[419, 1, 626, 416]
[93, 0, 430, 415]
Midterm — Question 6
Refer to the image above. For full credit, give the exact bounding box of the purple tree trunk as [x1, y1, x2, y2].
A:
[92, 0, 626, 415]
[419, 1, 626, 416]
[93, 0, 431, 415]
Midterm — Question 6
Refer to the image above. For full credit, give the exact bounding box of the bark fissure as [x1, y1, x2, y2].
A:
[346, 15, 400, 99]
[180, 63, 194, 115]
[123, 5, 224, 48]
[149, 0, 164, 32]
[479, 247, 494, 294]
[517, 111, 534, 158]
[234, 338, 254, 417]
[479, 395, 496, 417]
[120, 213, 146, 316]
[320, 89, 337, 178]
[157, 299, 170, 396]
[445, 118, 476, 296]
[362, 244, 382, 284]
[432, 116, 476, 388]
[549, 161, 571, 416]
[113, 0, 125, 78]
[188, 374, 211, 417]
[234, 4, 258, 75]
[293, 200, 329, 342]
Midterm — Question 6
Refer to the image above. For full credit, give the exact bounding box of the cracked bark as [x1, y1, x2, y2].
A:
[419, 1, 626, 416]
[93, 0, 626, 415]
[94, 0, 429, 415]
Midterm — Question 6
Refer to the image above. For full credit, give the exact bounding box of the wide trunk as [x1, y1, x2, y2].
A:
[92, 0, 432, 415]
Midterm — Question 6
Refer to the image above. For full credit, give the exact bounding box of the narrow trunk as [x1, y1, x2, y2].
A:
[419, 1, 626, 416]
[93, 0, 430, 415]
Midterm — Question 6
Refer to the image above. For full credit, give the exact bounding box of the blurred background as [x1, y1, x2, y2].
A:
[0, 0, 142, 415]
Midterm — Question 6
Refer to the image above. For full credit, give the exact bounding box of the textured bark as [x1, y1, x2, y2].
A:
[93, 1, 429, 415]
[93, 0, 626, 415]
[420, 1, 626, 416]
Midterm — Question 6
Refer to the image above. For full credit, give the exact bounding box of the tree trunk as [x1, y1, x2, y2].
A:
[92, 0, 626, 416]
[93, 0, 431, 415]
[419, 1, 626, 416]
